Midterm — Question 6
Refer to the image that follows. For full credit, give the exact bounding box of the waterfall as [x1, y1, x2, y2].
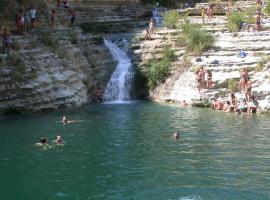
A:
[103, 38, 134, 103]
[152, 7, 163, 27]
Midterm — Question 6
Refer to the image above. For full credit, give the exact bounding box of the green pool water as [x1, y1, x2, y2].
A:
[0, 102, 269, 200]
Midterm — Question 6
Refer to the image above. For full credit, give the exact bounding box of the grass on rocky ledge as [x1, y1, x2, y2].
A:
[140, 45, 176, 90]
[177, 21, 215, 55]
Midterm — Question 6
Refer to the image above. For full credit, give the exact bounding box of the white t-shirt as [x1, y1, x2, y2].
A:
[30, 9, 37, 19]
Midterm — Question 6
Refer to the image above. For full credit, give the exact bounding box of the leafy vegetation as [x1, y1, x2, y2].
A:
[180, 21, 215, 54]
[256, 57, 270, 72]
[263, 2, 270, 16]
[7, 51, 27, 79]
[162, 10, 181, 28]
[227, 11, 246, 32]
[38, 29, 57, 47]
[227, 79, 238, 93]
[227, 6, 257, 32]
[140, 45, 176, 89]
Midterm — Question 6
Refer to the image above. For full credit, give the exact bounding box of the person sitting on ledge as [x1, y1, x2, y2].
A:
[239, 99, 248, 112]
[248, 96, 258, 114]
[212, 99, 223, 110]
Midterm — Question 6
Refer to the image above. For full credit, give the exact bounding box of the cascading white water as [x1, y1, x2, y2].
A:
[152, 7, 163, 27]
[103, 38, 134, 103]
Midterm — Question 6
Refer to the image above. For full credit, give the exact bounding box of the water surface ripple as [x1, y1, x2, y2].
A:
[0, 102, 269, 200]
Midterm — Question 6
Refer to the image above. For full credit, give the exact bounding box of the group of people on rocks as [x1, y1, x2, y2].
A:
[15, 6, 37, 34]
[211, 67, 257, 114]
[144, 19, 155, 40]
[50, 1, 76, 30]
[195, 66, 212, 93]
[212, 93, 258, 115]
[202, 0, 263, 32]
[201, 3, 215, 23]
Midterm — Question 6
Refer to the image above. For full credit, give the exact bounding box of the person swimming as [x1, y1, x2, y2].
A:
[52, 135, 63, 144]
[62, 116, 77, 124]
[35, 137, 49, 146]
[173, 132, 180, 140]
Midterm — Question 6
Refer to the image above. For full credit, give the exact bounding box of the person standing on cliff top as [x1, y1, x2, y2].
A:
[148, 19, 154, 36]
[50, 9, 57, 31]
[57, 0, 61, 8]
[29, 6, 37, 29]
[1, 28, 11, 54]
[24, 8, 30, 32]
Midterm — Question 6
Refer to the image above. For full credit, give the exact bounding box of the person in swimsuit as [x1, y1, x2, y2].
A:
[16, 9, 24, 34]
[148, 19, 154, 36]
[57, 0, 61, 7]
[239, 99, 248, 112]
[29, 6, 37, 29]
[1, 28, 11, 54]
[255, 13, 261, 31]
[201, 7, 206, 24]
[180, 100, 188, 108]
[70, 9, 76, 25]
[248, 96, 258, 114]
[53, 135, 63, 144]
[62, 116, 77, 124]
[50, 9, 56, 31]
[24, 8, 30, 32]
[245, 77, 252, 102]
[173, 132, 180, 140]
[206, 69, 212, 90]
[239, 68, 248, 92]
[41, 137, 48, 144]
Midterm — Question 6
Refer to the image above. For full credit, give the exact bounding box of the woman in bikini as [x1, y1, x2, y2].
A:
[245, 78, 252, 102]
[206, 69, 212, 90]
[239, 68, 248, 92]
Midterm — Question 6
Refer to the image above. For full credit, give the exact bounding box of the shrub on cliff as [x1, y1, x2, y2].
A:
[162, 10, 181, 28]
[227, 79, 238, 93]
[140, 45, 176, 89]
[227, 11, 245, 32]
[180, 21, 215, 54]
[141, 58, 171, 89]
[264, 2, 270, 16]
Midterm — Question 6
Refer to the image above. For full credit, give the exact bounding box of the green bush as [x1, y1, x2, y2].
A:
[227, 11, 245, 32]
[255, 57, 269, 71]
[162, 10, 181, 28]
[68, 30, 79, 45]
[244, 6, 256, 24]
[180, 21, 215, 54]
[161, 44, 176, 61]
[7, 51, 26, 79]
[141, 58, 171, 89]
[264, 2, 270, 16]
[179, 21, 215, 54]
[38, 29, 57, 47]
[176, 35, 186, 47]
[227, 79, 238, 92]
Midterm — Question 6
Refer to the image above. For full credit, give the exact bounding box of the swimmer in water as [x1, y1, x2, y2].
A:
[173, 132, 180, 140]
[35, 137, 49, 146]
[52, 135, 63, 144]
[62, 116, 77, 124]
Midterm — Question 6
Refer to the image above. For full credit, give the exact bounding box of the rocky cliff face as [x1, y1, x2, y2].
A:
[131, 2, 270, 111]
[0, 0, 153, 113]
